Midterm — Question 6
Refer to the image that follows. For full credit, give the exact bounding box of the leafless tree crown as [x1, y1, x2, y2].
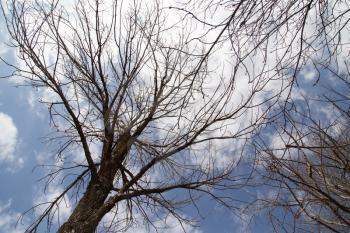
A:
[1, 0, 350, 232]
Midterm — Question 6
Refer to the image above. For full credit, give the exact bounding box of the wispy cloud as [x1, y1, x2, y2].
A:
[0, 112, 23, 170]
[101, 206, 203, 233]
[0, 199, 28, 233]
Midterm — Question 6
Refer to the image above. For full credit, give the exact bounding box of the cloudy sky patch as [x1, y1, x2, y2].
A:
[0, 112, 22, 168]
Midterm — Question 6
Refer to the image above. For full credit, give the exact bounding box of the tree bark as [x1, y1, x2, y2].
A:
[57, 179, 111, 233]
[57, 136, 129, 233]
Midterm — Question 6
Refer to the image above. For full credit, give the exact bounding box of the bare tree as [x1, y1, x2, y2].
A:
[1, 0, 279, 232]
[252, 66, 350, 233]
[2, 0, 350, 232]
[173, 1, 350, 232]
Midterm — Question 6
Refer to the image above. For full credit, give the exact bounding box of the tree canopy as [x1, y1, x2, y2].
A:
[1, 0, 349, 232]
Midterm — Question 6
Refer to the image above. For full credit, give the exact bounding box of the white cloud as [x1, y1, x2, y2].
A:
[0, 199, 28, 233]
[0, 112, 23, 169]
[101, 206, 203, 233]
[32, 184, 72, 226]
[25, 90, 46, 119]
[0, 14, 10, 56]
[231, 211, 252, 233]
[155, 215, 203, 233]
[31, 149, 73, 228]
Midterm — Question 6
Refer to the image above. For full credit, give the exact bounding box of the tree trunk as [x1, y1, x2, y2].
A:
[57, 179, 111, 233]
[57, 137, 129, 232]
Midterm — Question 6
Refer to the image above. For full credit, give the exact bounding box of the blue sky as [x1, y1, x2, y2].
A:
[0, 73, 282, 233]
[0, 78, 263, 232]
[0, 65, 50, 232]
[0, 7, 259, 233]
[0, 1, 348, 233]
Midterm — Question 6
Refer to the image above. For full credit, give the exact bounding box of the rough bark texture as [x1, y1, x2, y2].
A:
[57, 133, 129, 232]
[57, 179, 112, 233]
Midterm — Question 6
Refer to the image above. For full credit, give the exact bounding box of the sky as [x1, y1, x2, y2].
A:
[0, 81, 264, 230]
[0, 0, 349, 233]
[0, 2, 261, 232]
[0, 78, 264, 232]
